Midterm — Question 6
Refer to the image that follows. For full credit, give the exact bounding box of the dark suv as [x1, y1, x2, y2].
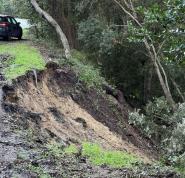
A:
[0, 14, 22, 40]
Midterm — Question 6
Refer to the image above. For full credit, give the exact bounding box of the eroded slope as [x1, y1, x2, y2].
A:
[0, 61, 181, 177]
[2, 62, 156, 162]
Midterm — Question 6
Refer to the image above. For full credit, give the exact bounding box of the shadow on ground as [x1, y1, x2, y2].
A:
[0, 38, 29, 44]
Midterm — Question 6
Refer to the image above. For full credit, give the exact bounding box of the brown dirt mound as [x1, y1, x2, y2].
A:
[3, 62, 157, 162]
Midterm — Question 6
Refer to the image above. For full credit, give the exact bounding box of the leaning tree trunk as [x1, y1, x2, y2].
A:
[153, 57, 176, 111]
[144, 61, 153, 103]
[144, 40, 176, 111]
[30, 0, 71, 59]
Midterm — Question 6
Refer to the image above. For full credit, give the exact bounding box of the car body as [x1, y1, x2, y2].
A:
[0, 14, 22, 40]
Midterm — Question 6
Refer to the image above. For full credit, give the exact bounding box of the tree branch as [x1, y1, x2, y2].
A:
[30, 0, 71, 59]
[113, 0, 142, 27]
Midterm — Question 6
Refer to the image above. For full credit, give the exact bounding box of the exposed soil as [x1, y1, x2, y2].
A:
[0, 53, 181, 177]
[2, 62, 156, 161]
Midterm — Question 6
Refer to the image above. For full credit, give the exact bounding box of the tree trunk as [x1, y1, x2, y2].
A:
[153, 57, 176, 111]
[30, 0, 71, 59]
[144, 61, 153, 103]
[171, 78, 185, 102]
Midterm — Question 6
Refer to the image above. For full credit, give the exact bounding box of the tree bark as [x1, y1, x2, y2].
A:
[144, 61, 153, 103]
[171, 78, 185, 102]
[30, 0, 71, 59]
[144, 40, 177, 111]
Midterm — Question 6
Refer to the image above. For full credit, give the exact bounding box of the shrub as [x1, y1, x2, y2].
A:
[129, 98, 185, 173]
[60, 52, 105, 89]
[46, 142, 64, 158]
[129, 97, 173, 143]
[166, 103, 185, 154]
[129, 98, 185, 149]
[64, 144, 78, 154]
[78, 17, 105, 54]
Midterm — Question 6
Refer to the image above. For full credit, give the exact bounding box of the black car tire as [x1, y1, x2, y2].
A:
[18, 29, 23, 40]
[3, 36, 10, 41]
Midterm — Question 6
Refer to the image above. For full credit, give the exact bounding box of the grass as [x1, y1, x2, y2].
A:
[45, 142, 64, 158]
[28, 164, 51, 178]
[64, 144, 78, 154]
[71, 50, 105, 89]
[45, 141, 140, 168]
[0, 43, 45, 79]
[59, 50, 105, 89]
[65, 142, 141, 168]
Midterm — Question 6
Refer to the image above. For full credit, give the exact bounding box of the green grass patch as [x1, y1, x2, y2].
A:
[65, 142, 141, 168]
[64, 144, 78, 154]
[23, 28, 30, 39]
[0, 43, 45, 79]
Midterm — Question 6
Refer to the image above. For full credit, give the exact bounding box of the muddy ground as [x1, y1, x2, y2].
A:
[0, 51, 181, 177]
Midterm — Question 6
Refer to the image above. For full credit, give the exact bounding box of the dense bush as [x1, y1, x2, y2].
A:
[129, 98, 185, 171]
[129, 97, 173, 143]
[167, 103, 185, 153]
[78, 17, 150, 106]
[129, 98, 185, 150]
[78, 17, 105, 55]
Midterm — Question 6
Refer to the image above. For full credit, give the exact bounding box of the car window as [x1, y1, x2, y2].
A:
[0, 17, 6, 22]
[7, 17, 12, 23]
[11, 17, 18, 25]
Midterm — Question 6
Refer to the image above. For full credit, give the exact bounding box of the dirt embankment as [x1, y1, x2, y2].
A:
[2, 62, 157, 162]
[0, 59, 181, 177]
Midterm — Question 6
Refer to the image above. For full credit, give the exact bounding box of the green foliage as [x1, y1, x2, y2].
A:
[127, 0, 185, 62]
[0, 0, 16, 15]
[28, 164, 51, 178]
[129, 97, 173, 143]
[0, 43, 45, 79]
[78, 17, 148, 104]
[77, 64, 104, 89]
[167, 103, 185, 153]
[174, 153, 185, 175]
[46, 142, 64, 158]
[60, 52, 105, 89]
[78, 17, 105, 54]
[129, 98, 185, 173]
[64, 144, 78, 154]
[83, 142, 141, 168]
[82, 142, 140, 168]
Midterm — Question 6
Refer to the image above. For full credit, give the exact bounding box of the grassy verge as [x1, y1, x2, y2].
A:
[0, 43, 45, 79]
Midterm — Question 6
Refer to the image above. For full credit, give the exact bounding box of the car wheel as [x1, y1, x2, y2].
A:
[3, 36, 10, 41]
[18, 35, 22, 40]
[18, 29, 22, 40]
